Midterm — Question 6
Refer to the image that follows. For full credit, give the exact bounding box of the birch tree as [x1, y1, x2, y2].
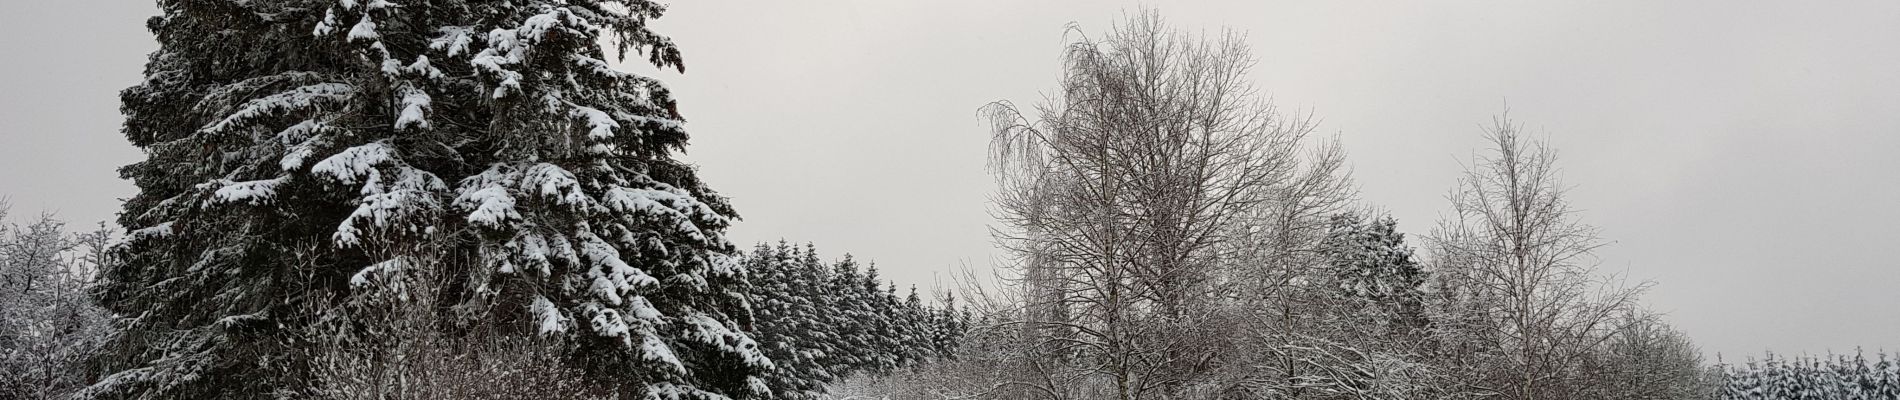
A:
[983, 10, 1347, 399]
[1428, 112, 1649, 399]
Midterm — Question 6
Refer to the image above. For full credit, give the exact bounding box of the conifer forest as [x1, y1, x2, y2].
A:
[1, 1, 1896, 399]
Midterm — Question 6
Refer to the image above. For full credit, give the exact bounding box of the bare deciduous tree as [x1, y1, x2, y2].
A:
[1428, 112, 1651, 399]
[981, 10, 1348, 399]
[0, 204, 113, 399]
[1579, 311, 1712, 400]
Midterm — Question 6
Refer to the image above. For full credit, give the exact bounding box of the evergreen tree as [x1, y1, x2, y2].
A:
[89, 0, 766, 398]
[745, 242, 830, 400]
[1718, 352, 1900, 400]
[1319, 212, 1429, 334]
[741, 243, 967, 399]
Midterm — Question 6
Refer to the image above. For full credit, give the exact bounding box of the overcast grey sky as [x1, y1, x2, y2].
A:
[3, 0, 1897, 359]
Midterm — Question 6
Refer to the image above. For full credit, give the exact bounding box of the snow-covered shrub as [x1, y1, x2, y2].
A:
[296, 256, 612, 400]
[0, 206, 113, 399]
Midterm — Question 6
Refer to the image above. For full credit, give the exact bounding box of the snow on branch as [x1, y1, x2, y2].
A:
[211, 176, 290, 206]
[201, 83, 355, 136]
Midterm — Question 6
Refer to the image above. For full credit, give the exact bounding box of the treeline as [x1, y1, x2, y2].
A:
[2, 199, 961, 400]
[742, 242, 967, 399]
[1717, 352, 1900, 399]
[9, 0, 1879, 397]
[826, 11, 1715, 400]
[25, 0, 959, 397]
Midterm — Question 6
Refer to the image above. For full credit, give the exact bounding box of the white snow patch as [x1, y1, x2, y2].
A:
[347, 16, 378, 42]
[640, 333, 686, 374]
[312, 142, 393, 185]
[580, 232, 656, 306]
[212, 176, 290, 205]
[394, 87, 431, 130]
[572, 106, 618, 140]
[129, 221, 175, 240]
[430, 26, 475, 57]
[202, 83, 354, 136]
[521, 163, 591, 208]
[332, 166, 445, 247]
[457, 186, 519, 228]
[683, 314, 774, 369]
[314, 7, 340, 36]
[351, 258, 409, 287]
[530, 295, 568, 335]
[602, 186, 712, 241]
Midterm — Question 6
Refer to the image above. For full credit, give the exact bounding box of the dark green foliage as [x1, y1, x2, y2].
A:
[90, 0, 765, 398]
[742, 242, 966, 400]
[1719, 352, 1900, 400]
[1319, 212, 1429, 334]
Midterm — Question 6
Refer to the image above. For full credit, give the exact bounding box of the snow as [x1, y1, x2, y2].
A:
[745, 377, 772, 398]
[313, 7, 340, 36]
[469, 9, 600, 99]
[312, 142, 394, 186]
[72, 366, 159, 399]
[273, 120, 323, 145]
[581, 230, 657, 306]
[521, 163, 590, 207]
[602, 186, 714, 241]
[513, 233, 550, 274]
[457, 186, 520, 228]
[347, 16, 379, 42]
[530, 295, 568, 335]
[276, 121, 337, 172]
[128, 221, 175, 240]
[332, 166, 445, 246]
[517, 9, 597, 43]
[641, 334, 687, 374]
[430, 26, 474, 57]
[547, 233, 580, 268]
[586, 304, 632, 339]
[380, 58, 403, 76]
[574, 55, 639, 81]
[405, 55, 441, 79]
[626, 295, 662, 320]
[394, 87, 431, 130]
[471, 27, 527, 97]
[214, 311, 269, 329]
[202, 83, 354, 136]
[683, 313, 775, 369]
[572, 106, 619, 139]
[626, 113, 686, 132]
[350, 258, 408, 287]
[212, 176, 289, 205]
[645, 383, 710, 400]
[311, 143, 447, 246]
[708, 253, 741, 277]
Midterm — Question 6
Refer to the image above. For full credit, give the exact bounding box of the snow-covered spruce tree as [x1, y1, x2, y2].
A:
[1318, 212, 1429, 335]
[741, 243, 968, 399]
[744, 242, 831, 400]
[88, 0, 767, 398]
[1715, 351, 1900, 400]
